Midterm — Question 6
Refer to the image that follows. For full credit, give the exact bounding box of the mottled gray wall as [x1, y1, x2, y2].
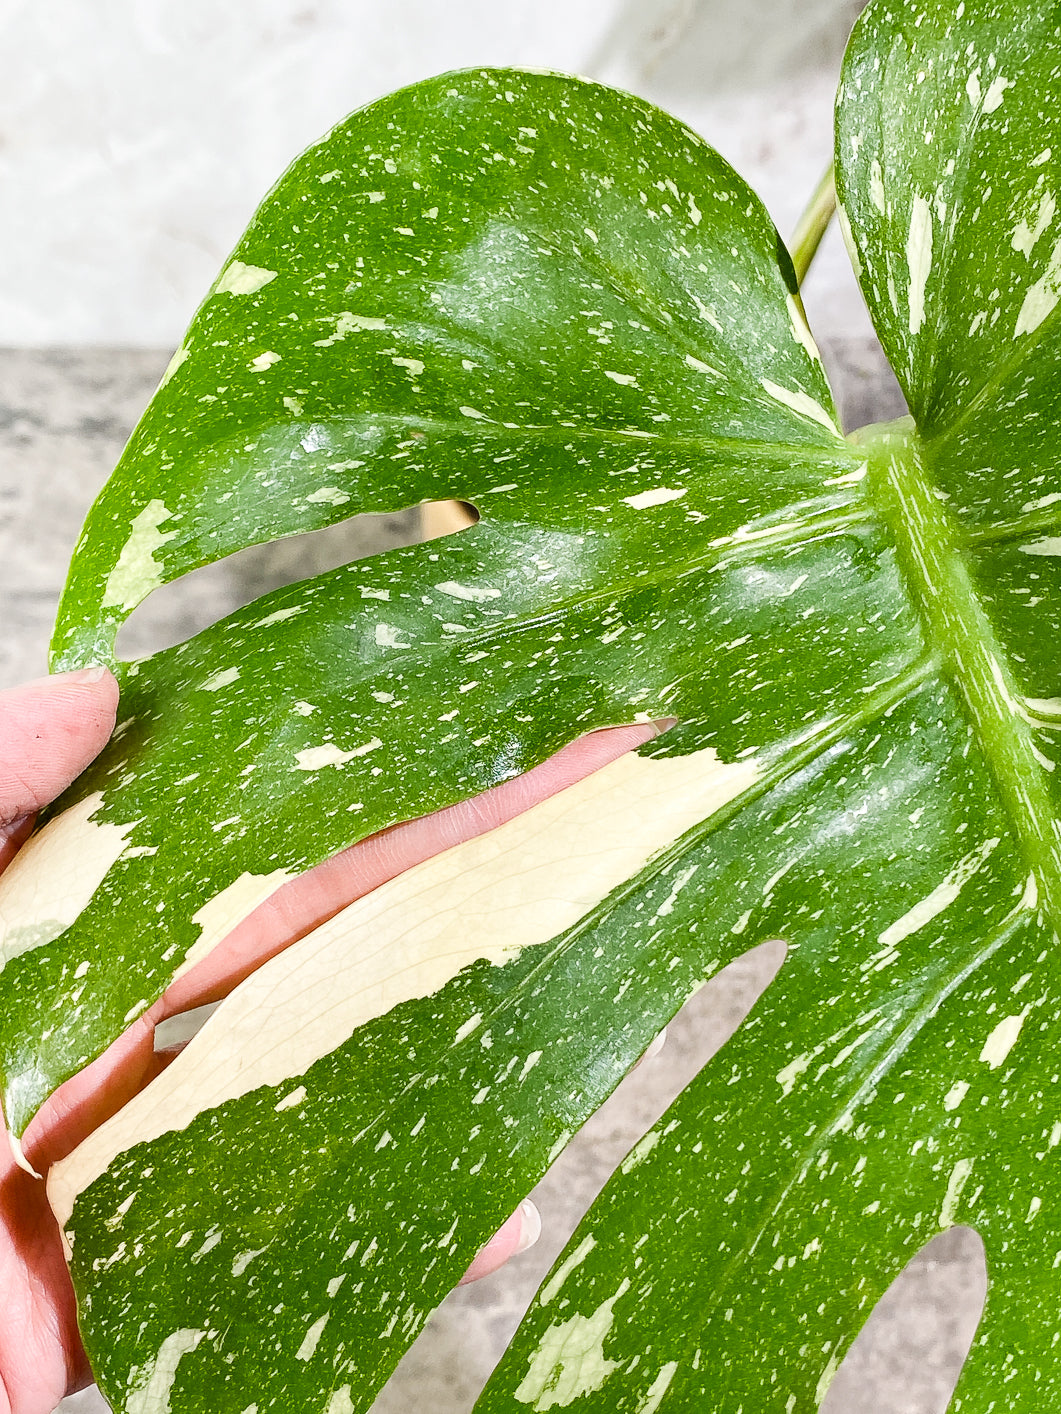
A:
[2, 0, 872, 345]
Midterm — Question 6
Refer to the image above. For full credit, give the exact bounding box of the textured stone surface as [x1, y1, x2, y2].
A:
[0, 346, 984, 1412]
[0, 348, 421, 688]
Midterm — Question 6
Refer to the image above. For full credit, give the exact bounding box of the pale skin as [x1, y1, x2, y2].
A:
[0, 667, 661, 1414]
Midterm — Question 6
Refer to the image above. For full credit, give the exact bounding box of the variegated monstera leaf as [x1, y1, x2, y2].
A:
[2, 0, 1061, 1409]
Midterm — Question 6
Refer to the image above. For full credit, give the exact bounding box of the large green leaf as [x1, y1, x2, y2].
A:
[1, 67, 857, 1139]
[5, 65, 871, 1411]
[3, 1, 1059, 1409]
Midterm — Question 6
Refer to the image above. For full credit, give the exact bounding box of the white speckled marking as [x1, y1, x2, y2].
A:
[620, 1129, 660, 1174]
[159, 347, 189, 387]
[1012, 192, 1056, 258]
[232, 1247, 266, 1278]
[198, 667, 240, 693]
[637, 1363, 678, 1414]
[939, 1158, 974, 1228]
[759, 379, 839, 434]
[102, 500, 179, 611]
[539, 1235, 596, 1306]
[514, 1281, 629, 1409]
[305, 487, 351, 506]
[248, 351, 281, 372]
[1016, 236, 1061, 336]
[837, 203, 862, 278]
[982, 75, 1012, 113]
[622, 487, 687, 510]
[216, 261, 277, 296]
[684, 353, 718, 376]
[392, 356, 424, 376]
[314, 312, 387, 347]
[906, 195, 933, 336]
[436, 581, 502, 602]
[814, 1352, 841, 1405]
[254, 605, 305, 628]
[786, 295, 823, 364]
[943, 1080, 970, 1111]
[375, 623, 410, 649]
[126, 1329, 206, 1414]
[1019, 536, 1061, 557]
[979, 1011, 1028, 1069]
[869, 158, 886, 214]
[294, 744, 360, 771]
[296, 1312, 330, 1361]
[776, 1052, 810, 1097]
[876, 838, 999, 950]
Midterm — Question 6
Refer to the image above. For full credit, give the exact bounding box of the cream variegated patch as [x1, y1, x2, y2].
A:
[171, 869, 297, 982]
[49, 744, 759, 1228]
[0, 792, 138, 971]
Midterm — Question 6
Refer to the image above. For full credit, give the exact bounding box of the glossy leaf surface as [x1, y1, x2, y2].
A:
[0, 68, 857, 1139]
[5, 66, 871, 1412]
[5, 3, 1061, 1411]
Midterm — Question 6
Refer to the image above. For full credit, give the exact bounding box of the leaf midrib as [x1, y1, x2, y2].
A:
[230, 410, 863, 464]
[865, 423, 1061, 932]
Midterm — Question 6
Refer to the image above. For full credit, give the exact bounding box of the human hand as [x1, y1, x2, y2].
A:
[0, 667, 660, 1412]
[0, 668, 120, 1414]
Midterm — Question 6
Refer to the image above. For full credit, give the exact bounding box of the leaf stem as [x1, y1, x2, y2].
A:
[789, 163, 837, 287]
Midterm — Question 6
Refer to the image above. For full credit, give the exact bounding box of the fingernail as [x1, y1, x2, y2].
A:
[514, 1198, 542, 1255]
[16, 666, 111, 689]
[642, 1027, 668, 1063]
[652, 717, 679, 735]
[57, 665, 111, 684]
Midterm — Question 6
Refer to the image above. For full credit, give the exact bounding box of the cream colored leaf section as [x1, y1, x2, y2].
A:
[126, 1328, 206, 1414]
[171, 868, 296, 982]
[101, 499, 179, 611]
[215, 260, 277, 296]
[0, 792, 139, 970]
[50, 745, 758, 1228]
[514, 1280, 630, 1409]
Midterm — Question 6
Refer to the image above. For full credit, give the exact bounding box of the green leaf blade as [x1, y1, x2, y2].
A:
[59, 670, 957, 1414]
[1, 70, 863, 1135]
[52, 68, 844, 670]
[836, 0, 1061, 442]
[13, 9, 1061, 1409]
[477, 681, 1052, 1412]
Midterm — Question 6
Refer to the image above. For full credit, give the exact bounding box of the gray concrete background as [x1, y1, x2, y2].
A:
[2, 343, 986, 1412]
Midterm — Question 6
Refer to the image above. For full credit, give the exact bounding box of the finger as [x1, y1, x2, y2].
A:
[0, 668, 119, 869]
[25, 721, 669, 1169]
[458, 1199, 542, 1285]
[158, 719, 668, 1017]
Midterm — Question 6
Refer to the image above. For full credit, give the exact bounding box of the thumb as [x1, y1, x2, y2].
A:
[0, 668, 120, 846]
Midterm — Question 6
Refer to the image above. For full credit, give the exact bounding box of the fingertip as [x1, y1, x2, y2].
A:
[0, 668, 120, 828]
[514, 1197, 542, 1254]
[17, 666, 121, 737]
[458, 1198, 542, 1285]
